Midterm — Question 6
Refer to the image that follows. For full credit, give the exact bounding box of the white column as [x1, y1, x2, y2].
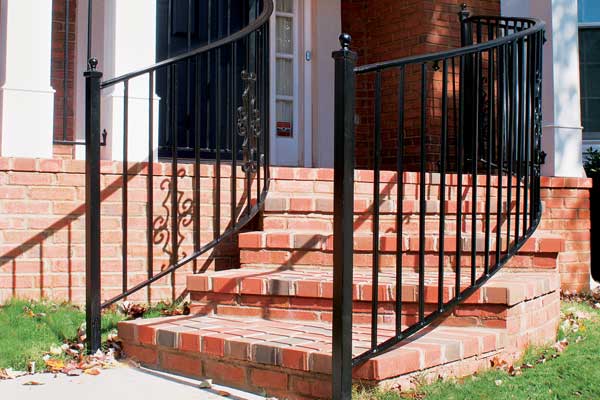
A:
[0, 0, 55, 158]
[502, 0, 585, 177]
[312, 0, 341, 168]
[100, 0, 159, 162]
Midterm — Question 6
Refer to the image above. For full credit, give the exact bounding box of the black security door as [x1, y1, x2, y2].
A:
[156, 0, 260, 159]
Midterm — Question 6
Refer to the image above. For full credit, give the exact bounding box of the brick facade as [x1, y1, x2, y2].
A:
[0, 157, 242, 304]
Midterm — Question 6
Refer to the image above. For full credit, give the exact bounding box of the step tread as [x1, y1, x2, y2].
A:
[119, 314, 506, 380]
[187, 269, 560, 306]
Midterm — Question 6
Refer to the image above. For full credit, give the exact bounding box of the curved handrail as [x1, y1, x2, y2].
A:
[101, 0, 274, 89]
[355, 17, 544, 74]
[331, 11, 547, 376]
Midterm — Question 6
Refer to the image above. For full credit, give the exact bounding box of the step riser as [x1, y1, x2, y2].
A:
[189, 292, 511, 328]
[239, 249, 558, 270]
[122, 343, 334, 400]
[263, 212, 528, 232]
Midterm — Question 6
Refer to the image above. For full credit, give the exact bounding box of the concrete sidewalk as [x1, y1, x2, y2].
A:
[0, 365, 268, 400]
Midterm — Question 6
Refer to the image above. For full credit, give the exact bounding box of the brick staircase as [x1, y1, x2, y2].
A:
[118, 169, 563, 399]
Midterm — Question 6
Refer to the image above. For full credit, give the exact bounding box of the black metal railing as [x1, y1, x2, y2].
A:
[332, 6, 546, 398]
[84, 0, 273, 351]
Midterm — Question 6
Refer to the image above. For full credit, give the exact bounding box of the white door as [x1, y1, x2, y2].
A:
[269, 0, 311, 167]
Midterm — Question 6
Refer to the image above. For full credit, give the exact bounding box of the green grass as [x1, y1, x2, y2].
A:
[0, 299, 123, 370]
[355, 301, 600, 400]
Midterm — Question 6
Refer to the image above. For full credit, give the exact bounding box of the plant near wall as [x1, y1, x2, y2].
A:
[584, 147, 600, 176]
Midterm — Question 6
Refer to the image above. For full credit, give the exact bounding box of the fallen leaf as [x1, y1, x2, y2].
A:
[216, 390, 231, 397]
[22, 381, 45, 386]
[45, 359, 65, 372]
[84, 368, 101, 376]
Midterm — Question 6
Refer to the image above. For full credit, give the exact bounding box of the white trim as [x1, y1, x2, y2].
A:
[303, 0, 312, 167]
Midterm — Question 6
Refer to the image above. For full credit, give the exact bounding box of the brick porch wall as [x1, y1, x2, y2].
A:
[0, 157, 247, 304]
[0, 157, 592, 305]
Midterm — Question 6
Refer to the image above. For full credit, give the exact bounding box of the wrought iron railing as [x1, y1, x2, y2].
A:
[332, 6, 546, 398]
[84, 0, 273, 351]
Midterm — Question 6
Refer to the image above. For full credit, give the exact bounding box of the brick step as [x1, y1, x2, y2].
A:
[238, 232, 561, 270]
[239, 231, 563, 254]
[264, 196, 528, 216]
[187, 269, 560, 327]
[118, 314, 508, 398]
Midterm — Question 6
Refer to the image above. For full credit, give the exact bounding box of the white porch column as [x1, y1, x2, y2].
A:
[0, 0, 55, 158]
[502, 0, 585, 177]
[100, 0, 159, 162]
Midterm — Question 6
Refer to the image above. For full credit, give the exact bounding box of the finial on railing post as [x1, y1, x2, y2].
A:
[458, 4, 472, 47]
[87, 57, 98, 72]
[459, 3, 470, 21]
[339, 33, 352, 51]
[331, 32, 357, 400]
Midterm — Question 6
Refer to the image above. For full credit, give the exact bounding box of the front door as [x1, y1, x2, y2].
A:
[270, 0, 311, 166]
[155, 0, 256, 159]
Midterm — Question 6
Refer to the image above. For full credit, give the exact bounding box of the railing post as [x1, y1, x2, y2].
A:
[459, 3, 475, 166]
[85, 58, 103, 353]
[331, 33, 357, 400]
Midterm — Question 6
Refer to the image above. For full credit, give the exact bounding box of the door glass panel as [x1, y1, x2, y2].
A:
[276, 58, 293, 96]
[274, 0, 295, 139]
[276, 16, 293, 54]
[276, 0, 293, 13]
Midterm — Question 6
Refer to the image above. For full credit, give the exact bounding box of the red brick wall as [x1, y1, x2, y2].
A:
[51, 0, 77, 146]
[341, 0, 500, 170]
[0, 157, 245, 304]
[539, 177, 592, 293]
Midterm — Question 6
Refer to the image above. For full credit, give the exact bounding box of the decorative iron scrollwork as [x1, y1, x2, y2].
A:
[237, 71, 261, 174]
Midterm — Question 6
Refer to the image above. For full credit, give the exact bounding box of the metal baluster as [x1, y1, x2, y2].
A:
[215, 48, 222, 238]
[506, 41, 516, 253]
[194, 57, 202, 257]
[396, 66, 405, 336]
[471, 51, 481, 286]
[523, 35, 532, 235]
[170, 64, 179, 298]
[419, 63, 427, 322]
[484, 34, 494, 275]
[122, 80, 129, 295]
[439, 59, 448, 309]
[515, 38, 524, 241]
[147, 72, 155, 300]
[496, 44, 507, 265]
[456, 53, 465, 294]
[372, 70, 382, 348]
[231, 43, 238, 224]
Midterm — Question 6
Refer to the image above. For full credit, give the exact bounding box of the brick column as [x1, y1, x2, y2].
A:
[0, 0, 55, 158]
